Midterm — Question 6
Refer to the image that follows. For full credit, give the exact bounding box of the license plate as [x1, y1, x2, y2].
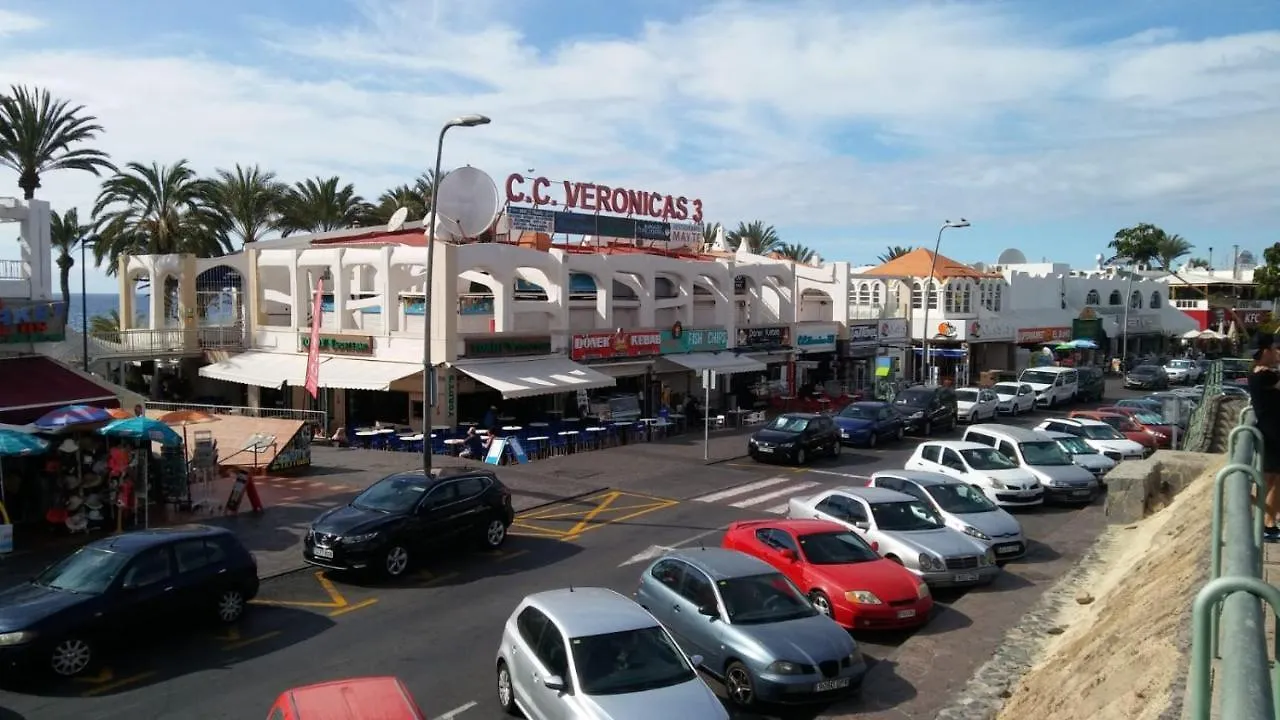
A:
[313, 547, 334, 559]
[1072, 489, 1091, 497]
[757, 447, 773, 453]
[896, 609, 916, 619]
[996, 545, 1021, 555]
[953, 573, 979, 582]
[1018, 490, 1037, 496]
[815, 678, 850, 692]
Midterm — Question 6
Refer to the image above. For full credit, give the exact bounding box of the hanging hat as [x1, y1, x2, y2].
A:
[82, 473, 103, 489]
[65, 512, 88, 533]
[45, 507, 67, 525]
[87, 507, 104, 522]
[62, 474, 81, 490]
[1253, 331, 1276, 360]
[58, 438, 78, 454]
[84, 494, 104, 510]
[66, 494, 84, 511]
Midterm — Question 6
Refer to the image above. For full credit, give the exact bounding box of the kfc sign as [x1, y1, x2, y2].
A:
[571, 330, 663, 361]
[1236, 309, 1268, 328]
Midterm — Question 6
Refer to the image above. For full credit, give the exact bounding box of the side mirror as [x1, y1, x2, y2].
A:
[697, 603, 719, 619]
[543, 675, 566, 692]
[869, 540, 879, 551]
[780, 549, 798, 562]
[853, 520, 870, 531]
[689, 654, 704, 667]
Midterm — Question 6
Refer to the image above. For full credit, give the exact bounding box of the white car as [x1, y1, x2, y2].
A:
[1164, 359, 1200, 385]
[1033, 418, 1147, 460]
[1018, 367, 1079, 408]
[1040, 430, 1117, 479]
[991, 382, 1037, 416]
[868, 469, 1028, 561]
[904, 440, 1044, 507]
[955, 387, 1000, 423]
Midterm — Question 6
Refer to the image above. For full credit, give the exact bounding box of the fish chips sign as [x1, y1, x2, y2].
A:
[0, 299, 65, 344]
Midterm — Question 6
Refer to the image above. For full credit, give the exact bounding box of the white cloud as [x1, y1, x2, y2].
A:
[0, 0, 1277, 277]
[0, 9, 42, 38]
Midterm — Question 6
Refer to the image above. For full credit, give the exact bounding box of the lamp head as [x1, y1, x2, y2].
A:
[450, 114, 491, 128]
[944, 219, 971, 229]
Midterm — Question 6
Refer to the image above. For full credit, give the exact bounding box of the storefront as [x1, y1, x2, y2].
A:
[793, 322, 838, 395]
[1121, 315, 1166, 357]
[966, 318, 1017, 381]
[653, 323, 760, 411]
[731, 325, 792, 407]
[915, 320, 968, 385]
[841, 322, 879, 393]
[569, 329, 665, 416]
[447, 335, 584, 424]
[877, 318, 910, 382]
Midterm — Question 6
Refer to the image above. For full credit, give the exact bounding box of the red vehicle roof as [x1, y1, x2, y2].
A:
[274, 677, 424, 720]
[728, 518, 846, 535]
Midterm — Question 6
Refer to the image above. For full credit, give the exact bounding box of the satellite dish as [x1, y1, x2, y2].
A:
[996, 248, 1027, 265]
[434, 167, 500, 238]
[386, 207, 409, 232]
[972, 262, 987, 272]
[425, 213, 462, 243]
[1239, 250, 1257, 267]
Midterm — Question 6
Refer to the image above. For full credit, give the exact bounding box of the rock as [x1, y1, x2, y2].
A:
[1047, 626, 1066, 635]
[1125, 524, 1138, 530]
[1076, 591, 1096, 605]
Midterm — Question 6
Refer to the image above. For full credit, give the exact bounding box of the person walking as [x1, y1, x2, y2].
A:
[1247, 331, 1280, 542]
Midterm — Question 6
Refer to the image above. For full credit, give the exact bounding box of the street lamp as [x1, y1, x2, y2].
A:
[422, 114, 491, 476]
[920, 219, 970, 384]
[79, 234, 99, 372]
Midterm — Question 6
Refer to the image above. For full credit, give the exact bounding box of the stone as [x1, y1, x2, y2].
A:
[1047, 626, 1066, 635]
[1076, 591, 1096, 605]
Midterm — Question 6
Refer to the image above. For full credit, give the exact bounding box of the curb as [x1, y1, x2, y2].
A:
[704, 454, 749, 465]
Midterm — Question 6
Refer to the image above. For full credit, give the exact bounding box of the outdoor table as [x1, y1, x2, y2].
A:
[583, 426, 606, 449]
[502, 425, 523, 433]
[557, 430, 580, 454]
[354, 430, 378, 437]
[525, 436, 551, 459]
[399, 433, 424, 441]
[442, 438, 465, 455]
[528, 421, 549, 429]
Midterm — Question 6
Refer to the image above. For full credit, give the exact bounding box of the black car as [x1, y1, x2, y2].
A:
[892, 385, 958, 435]
[1125, 365, 1169, 390]
[747, 412, 841, 464]
[0, 525, 258, 678]
[304, 468, 515, 578]
[1075, 366, 1105, 402]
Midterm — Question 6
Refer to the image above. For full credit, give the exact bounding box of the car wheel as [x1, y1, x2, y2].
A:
[496, 661, 519, 716]
[725, 661, 757, 708]
[809, 589, 833, 618]
[49, 636, 93, 678]
[923, 421, 932, 436]
[796, 448, 807, 465]
[831, 441, 841, 458]
[885, 554, 904, 565]
[896, 426, 905, 441]
[868, 432, 878, 448]
[215, 588, 246, 624]
[482, 517, 508, 549]
[383, 544, 411, 578]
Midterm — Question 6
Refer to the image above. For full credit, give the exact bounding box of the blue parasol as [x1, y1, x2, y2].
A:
[33, 404, 114, 431]
[0, 429, 49, 507]
[1070, 339, 1098, 350]
[97, 416, 184, 447]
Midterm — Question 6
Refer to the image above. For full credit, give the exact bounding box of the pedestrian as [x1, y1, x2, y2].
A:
[1247, 331, 1280, 542]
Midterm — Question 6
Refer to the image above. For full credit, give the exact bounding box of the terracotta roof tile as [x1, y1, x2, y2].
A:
[865, 247, 995, 280]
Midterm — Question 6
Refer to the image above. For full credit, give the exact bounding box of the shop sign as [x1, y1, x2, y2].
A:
[570, 329, 663, 361]
[661, 322, 728, 354]
[505, 173, 704, 224]
[848, 323, 879, 344]
[464, 336, 552, 359]
[268, 425, 313, 473]
[735, 325, 791, 351]
[459, 296, 494, 315]
[733, 276, 748, 294]
[1236, 309, 1268, 327]
[1016, 327, 1071, 344]
[299, 333, 374, 355]
[0, 299, 66, 344]
[795, 324, 838, 353]
[879, 318, 908, 342]
[967, 319, 1016, 343]
[1126, 316, 1160, 332]
[934, 321, 961, 340]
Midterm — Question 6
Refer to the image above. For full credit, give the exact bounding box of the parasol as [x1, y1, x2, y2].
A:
[158, 409, 220, 454]
[0, 429, 49, 506]
[1181, 329, 1202, 340]
[106, 407, 134, 420]
[33, 404, 113, 431]
[98, 416, 184, 447]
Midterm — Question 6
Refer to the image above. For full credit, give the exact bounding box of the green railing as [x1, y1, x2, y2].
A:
[1186, 394, 1278, 719]
[1183, 361, 1224, 453]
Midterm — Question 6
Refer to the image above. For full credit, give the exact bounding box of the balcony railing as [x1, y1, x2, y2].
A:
[86, 326, 245, 356]
[0, 259, 23, 280]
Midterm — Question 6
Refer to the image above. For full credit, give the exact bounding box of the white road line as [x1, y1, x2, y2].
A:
[804, 468, 872, 480]
[695, 477, 793, 502]
[434, 701, 478, 720]
[730, 481, 819, 508]
[764, 503, 790, 515]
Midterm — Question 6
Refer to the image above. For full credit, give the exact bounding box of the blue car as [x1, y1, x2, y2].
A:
[832, 401, 906, 448]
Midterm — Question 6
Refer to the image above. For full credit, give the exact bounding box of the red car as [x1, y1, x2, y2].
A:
[1097, 405, 1174, 448]
[269, 677, 426, 719]
[721, 518, 933, 631]
[1069, 410, 1158, 452]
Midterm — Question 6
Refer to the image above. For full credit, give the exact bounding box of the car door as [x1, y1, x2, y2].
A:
[641, 560, 693, 645]
[172, 538, 221, 614]
[413, 480, 463, 547]
[751, 528, 797, 576]
[111, 545, 180, 637]
[674, 565, 722, 666]
[510, 606, 561, 719]
[939, 448, 970, 481]
[843, 497, 876, 541]
[448, 476, 491, 537]
[876, 407, 894, 436]
[981, 390, 998, 418]
[908, 443, 940, 472]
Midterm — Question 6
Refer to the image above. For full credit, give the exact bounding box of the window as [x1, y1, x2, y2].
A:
[650, 560, 684, 591]
[873, 283, 884, 305]
[875, 476, 903, 491]
[1109, 289, 1122, 305]
[756, 528, 799, 554]
[961, 447, 1018, 470]
[454, 476, 488, 499]
[966, 431, 996, 447]
[895, 481, 930, 504]
[1129, 291, 1143, 309]
[997, 440, 1020, 462]
[1086, 289, 1100, 305]
[423, 481, 460, 507]
[518, 606, 549, 650]
[353, 473, 431, 514]
[570, 626, 695, 696]
[928, 281, 940, 309]
[926, 483, 996, 514]
[535, 621, 570, 679]
[122, 547, 173, 589]
[34, 547, 130, 594]
[961, 282, 973, 312]
[816, 494, 862, 520]
[797, 531, 879, 564]
[941, 449, 966, 471]
[1018, 440, 1073, 466]
[994, 283, 1003, 311]
[717, 573, 816, 624]
[1150, 291, 1162, 308]
[678, 567, 717, 610]
[869, 501, 943, 531]
[945, 283, 957, 313]
[857, 283, 871, 305]
[911, 281, 923, 309]
[767, 416, 809, 433]
[920, 444, 941, 462]
[175, 540, 213, 573]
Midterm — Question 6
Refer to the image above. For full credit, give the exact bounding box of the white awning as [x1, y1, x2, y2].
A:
[309, 357, 421, 391]
[660, 352, 768, 375]
[198, 351, 308, 388]
[590, 361, 653, 378]
[452, 355, 616, 399]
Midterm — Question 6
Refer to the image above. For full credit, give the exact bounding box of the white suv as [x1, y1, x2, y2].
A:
[1164, 359, 1200, 385]
[955, 387, 1000, 423]
[1034, 418, 1146, 460]
[1018, 367, 1078, 408]
[905, 440, 1043, 507]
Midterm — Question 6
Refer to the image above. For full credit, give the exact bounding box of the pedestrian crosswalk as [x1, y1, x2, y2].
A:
[693, 477, 823, 515]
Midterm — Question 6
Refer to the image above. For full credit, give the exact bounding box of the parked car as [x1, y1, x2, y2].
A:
[891, 385, 958, 436]
[635, 549, 865, 709]
[1039, 430, 1116, 479]
[1017, 367, 1079, 408]
[961, 425, 1101, 504]
[1033, 417, 1147, 460]
[787, 486, 999, 588]
[1074, 366, 1106, 403]
[991, 381, 1037, 415]
[0, 525, 259, 678]
[1097, 406, 1174, 448]
[955, 387, 1000, 424]
[270, 677, 426, 720]
[1164, 358, 1201, 385]
[496, 587, 728, 719]
[904, 440, 1043, 508]
[1067, 411, 1159, 454]
[720, 519, 932, 630]
[748, 412, 842, 464]
[1125, 365, 1169, 390]
[1126, 395, 1192, 427]
[868, 470, 1026, 561]
[833, 401, 906, 447]
[304, 468, 514, 578]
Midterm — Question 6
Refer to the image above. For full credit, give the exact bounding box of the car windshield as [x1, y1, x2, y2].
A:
[992, 383, 1020, 396]
[570, 626, 696, 696]
[839, 404, 875, 419]
[1132, 366, 1160, 375]
[960, 448, 1018, 470]
[767, 416, 809, 433]
[717, 573, 817, 624]
[1018, 440, 1072, 465]
[1099, 416, 1139, 432]
[870, 500, 944, 531]
[1055, 436, 1097, 454]
[895, 390, 931, 408]
[927, 484, 997, 514]
[1170, 360, 1191, 368]
[351, 474, 430, 513]
[955, 389, 979, 402]
[1135, 413, 1166, 425]
[33, 547, 130, 594]
[1020, 371, 1057, 385]
[798, 531, 880, 565]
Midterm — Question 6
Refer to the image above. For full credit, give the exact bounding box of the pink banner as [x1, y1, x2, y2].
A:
[304, 278, 323, 398]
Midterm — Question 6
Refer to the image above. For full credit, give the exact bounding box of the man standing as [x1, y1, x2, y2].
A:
[1247, 331, 1280, 542]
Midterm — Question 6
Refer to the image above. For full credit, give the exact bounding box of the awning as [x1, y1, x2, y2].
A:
[659, 352, 768, 375]
[307, 357, 420, 391]
[199, 351, 308, 388]
[590, 361, 653, 378]
[452, 355, 616, 399]
[0, 356, 122, 424]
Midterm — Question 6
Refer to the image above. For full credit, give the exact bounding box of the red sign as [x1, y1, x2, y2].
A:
[570, 330, 663, 361]
[1017, 327, 1072, 344]
[505, 174, 703, 224]
[303, 279, 323, 399]
[1236, 309, 1267, 327]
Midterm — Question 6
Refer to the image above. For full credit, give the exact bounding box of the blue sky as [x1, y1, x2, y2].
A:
[1, 0, 1278, 292]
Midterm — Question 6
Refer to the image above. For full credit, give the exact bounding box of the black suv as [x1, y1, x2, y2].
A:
[892, 385, 958, 435]
[747, 412, 842, 465]
[304, 468, 515, 579]
[1075, 366, 1105, 402]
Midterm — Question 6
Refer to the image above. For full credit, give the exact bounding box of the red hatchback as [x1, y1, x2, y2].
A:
[269, 677, 426, 720]
[1068, 410, 1158, 452]
[1097, 406, 1174, 448]
[721, 519, 933, 631]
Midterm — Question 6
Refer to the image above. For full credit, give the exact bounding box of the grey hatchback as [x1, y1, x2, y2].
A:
[635, 548, 865, 709]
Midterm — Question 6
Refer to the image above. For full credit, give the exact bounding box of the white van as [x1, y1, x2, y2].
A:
[961, 424, 1100, 504]
[1017, 366, 1079, 408]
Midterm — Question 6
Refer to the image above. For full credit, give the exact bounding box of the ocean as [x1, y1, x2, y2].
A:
[63, 293, 237, 331]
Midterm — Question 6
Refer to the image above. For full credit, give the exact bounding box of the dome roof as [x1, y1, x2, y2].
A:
[996, 248, 1027, 264]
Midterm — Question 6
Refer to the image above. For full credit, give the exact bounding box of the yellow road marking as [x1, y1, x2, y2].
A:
[79, 671, 156, 697]
[563, 491, 621, 537]
[562, 499, 679, 541]
[249, 571, 376, 615]
[329, 598, 379, 617]
[223, 630, 282, 651]
[528, 500, 671, 521]
[73, 668, 114, 684]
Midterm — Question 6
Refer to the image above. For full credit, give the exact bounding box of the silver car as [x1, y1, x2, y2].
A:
[495, 587, 728, 720]
[867, 469, 1027, 562]
[1041, 430, 1116, 479]
[787, 486, 999, 588]
[635, 548, 864, 710]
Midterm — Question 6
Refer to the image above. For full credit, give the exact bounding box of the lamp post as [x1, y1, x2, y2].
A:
[422, 114, 491, 476]
[79, 234, 98, 372]
[920, 219, 970, 383]
[1115, 257, 1135, 369]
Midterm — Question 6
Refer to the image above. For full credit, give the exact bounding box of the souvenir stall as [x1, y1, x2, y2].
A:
[0, 429, 49, 555]
[96, 416, 184, 529]
[32, 405, 123, 538]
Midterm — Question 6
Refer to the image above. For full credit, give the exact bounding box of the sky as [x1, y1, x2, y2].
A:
[1, 0, 1279, 293]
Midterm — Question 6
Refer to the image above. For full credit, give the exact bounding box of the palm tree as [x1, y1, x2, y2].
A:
[372, 184, 427, 224]
[92, 160, 228, 275]
[89, 309, 120, 342]
[701, 222, 722, 246]
[776, 243, 816, 264]
[877, 245, 914, 263]
[0, 85, 116, 199]
[1155, 234, 1193, 271]
[50, 207, 89, 325]
[208, 164, 286, 246]
[1186, 257, 1211, 270]
[275, 176, 372, 236]
[725, 220, 781, 255]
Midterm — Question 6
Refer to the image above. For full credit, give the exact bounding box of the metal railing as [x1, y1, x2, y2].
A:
[0, 259, 23, 280]
[1187, 401, 1278, 719]
[85, 326, 245, 356]
[144, 401, 327, 429]
[1184, 361, 1224, 453]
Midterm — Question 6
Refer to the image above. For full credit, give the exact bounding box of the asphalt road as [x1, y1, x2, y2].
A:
[0, 389, 1145, 720]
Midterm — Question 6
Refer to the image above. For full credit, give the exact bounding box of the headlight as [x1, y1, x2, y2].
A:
[343, 532, 380, 544]
[918, 553, 944, 571]
[911, 411, 924, 419]
[0, 631, 36, 646]
[917, 582, 930, 599]
[1043, 478, 1062, 487]
[981, 549, 997, 567]
[988, 479, 1006, 490]
[844, 590, 882, 605]
[767, 660, 809, 675]
[963, 526, 990, 541]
